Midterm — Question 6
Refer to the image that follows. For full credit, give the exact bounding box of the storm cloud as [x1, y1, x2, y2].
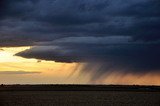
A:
[16, 36, 160, 73]
[0, 0, 160, 78]
[0, 0, 160, 46]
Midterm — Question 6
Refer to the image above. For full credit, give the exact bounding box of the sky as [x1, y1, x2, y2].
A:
[0, 0, 160, 85]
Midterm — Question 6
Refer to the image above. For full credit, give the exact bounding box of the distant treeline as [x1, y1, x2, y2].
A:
[0, 84, 160, 92]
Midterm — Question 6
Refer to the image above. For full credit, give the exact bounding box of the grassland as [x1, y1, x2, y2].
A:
[0, 85, 160, 106]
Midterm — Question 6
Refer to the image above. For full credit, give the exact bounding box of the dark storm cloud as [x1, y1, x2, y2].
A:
[1, 0, 160, 77]
[0, 0, 160, 47]
[16, 36, 160, 73]
[0, 71, 41, 74]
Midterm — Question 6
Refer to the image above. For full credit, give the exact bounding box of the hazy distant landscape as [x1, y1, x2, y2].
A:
[0, 85, 160, 106]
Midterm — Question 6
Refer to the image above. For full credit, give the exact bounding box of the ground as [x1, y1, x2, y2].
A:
[0, 85, 160, 106]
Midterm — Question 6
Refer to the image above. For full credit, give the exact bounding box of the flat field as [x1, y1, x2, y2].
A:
[0, 85, 159, 106]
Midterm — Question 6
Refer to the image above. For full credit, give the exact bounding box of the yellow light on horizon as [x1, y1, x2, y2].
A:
[0, 46, 160, 85]
[0, 46, 88, 84]
[0, 47, 33, 62]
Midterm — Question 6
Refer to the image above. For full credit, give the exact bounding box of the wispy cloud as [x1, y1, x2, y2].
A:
[0, 49, 4, 51]
[0, 71, 41, 74]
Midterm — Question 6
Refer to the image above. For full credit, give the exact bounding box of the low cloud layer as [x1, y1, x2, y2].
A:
[0, 71, 41, 74]
[16, 36, 160, 73]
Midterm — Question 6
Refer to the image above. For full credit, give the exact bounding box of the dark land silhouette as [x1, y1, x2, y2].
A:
[0, 85, 160, 106]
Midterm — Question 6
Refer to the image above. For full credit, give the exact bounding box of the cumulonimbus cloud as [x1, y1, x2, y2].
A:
[0, 0, 160, 80]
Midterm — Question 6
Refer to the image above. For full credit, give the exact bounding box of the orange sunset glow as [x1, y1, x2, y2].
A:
[0, 47, 159, 85]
